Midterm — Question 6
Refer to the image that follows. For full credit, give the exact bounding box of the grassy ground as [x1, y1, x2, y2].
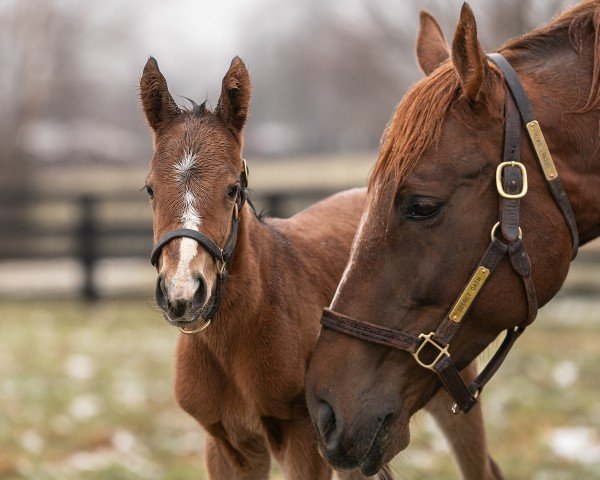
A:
[2, 299, 600, 480]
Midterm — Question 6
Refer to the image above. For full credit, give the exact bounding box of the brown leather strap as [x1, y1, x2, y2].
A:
[488, 53, 579, 258]
[469, 326, 525, 394]
[499, 93, 523, 242]
[321, 309, 417, 352]
[435, 355, 479, 413]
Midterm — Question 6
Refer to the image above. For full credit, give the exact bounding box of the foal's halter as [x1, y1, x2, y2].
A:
[150, 160, 249, 334]
[321, 53, 579, 414]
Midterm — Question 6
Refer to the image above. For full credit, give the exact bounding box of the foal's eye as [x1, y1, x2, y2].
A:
[404, 197, 444, 221]
[227, 185, 240, 200]
[145, 185, 154, 199]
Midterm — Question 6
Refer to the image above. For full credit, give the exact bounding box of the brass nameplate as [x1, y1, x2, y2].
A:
[449, 266, 490, 323]
[526, 120, 559, 180]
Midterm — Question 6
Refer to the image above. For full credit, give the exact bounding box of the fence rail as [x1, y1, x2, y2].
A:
[0, 189, 341, 299]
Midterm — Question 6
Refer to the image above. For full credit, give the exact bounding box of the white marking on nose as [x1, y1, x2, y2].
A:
[169, 152, 201, 302]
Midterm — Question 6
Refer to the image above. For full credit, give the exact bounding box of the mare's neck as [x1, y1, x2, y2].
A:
[506, 39, 600, 243]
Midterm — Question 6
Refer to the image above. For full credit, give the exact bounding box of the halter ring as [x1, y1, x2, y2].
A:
[179, 318, 212, 335]
[490, 222, 522, 241]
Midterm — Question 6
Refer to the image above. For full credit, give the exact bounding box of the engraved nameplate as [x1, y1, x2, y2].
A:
[449, 266, 491, 323]
[526, 120, 559, 181]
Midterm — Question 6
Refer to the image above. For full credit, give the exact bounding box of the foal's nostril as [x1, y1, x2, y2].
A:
[155, 276, 168, 310]
[316, 400, 338, 445]
[191, 276, 208, 309]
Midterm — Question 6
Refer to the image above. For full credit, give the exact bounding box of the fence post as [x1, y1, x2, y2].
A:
[264, 194, 284, 217]
[79, 195, 97, 301]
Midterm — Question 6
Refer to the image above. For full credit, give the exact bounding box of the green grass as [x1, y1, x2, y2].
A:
[2, 299, 600, 479]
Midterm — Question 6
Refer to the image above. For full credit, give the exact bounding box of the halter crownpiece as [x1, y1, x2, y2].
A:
[321, 53, 579, 414]
[150, 159, 250, 334]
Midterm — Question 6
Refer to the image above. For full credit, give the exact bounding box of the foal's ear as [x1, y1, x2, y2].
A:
[451, 3, 489, 103]
[140, 57, 180, 132]
[215, 56, 252, 135]
[416, 11, 449, 75]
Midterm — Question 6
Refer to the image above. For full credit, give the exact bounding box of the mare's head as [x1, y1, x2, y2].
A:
[140, 56, 251, 327]
[306, 4, 577, 475]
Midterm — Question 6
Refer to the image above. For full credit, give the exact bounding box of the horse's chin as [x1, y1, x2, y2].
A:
[163, 314, 199, 328]
[359, 421, 411, 476]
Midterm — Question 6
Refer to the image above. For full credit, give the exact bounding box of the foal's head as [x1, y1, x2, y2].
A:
[306, 3, 581, 475]
[140, 57, 251, 326]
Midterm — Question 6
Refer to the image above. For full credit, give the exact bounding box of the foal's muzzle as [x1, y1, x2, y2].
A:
[155, 274, 209, 325]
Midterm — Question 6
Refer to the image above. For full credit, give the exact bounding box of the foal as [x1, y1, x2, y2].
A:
[140, 56, 496, 479]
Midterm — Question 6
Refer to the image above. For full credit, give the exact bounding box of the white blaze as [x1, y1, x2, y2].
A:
[169, 152, 202, 302]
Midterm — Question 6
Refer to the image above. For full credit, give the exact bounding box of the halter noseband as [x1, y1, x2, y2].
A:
[150, 160, 250, 334]
[321, 53, 579, 414]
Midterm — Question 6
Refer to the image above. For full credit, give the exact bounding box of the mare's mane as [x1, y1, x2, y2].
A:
[369, 0, 600, 191]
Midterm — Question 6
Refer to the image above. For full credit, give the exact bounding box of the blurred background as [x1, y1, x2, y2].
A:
[2, 0, 600, 478]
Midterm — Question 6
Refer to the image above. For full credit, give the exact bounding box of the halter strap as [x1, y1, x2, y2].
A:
[488, 53, 579, 258]
[150, 229, 224, 266]
[320, 54, 578, 414]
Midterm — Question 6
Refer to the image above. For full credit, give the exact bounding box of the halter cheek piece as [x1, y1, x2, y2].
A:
[321, 53, 579, 414]
[150, 160, 250, 334]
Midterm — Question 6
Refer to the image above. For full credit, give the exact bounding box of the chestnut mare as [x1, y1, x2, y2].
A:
[139, 56, 500, 479]
[306, 1, 600, 477]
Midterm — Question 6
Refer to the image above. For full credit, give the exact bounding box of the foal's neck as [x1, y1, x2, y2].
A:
[506, 39, 600, 244]
[193, 207, 284, 352]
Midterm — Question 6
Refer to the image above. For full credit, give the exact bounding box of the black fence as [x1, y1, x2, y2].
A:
[0, 189, 341, 300]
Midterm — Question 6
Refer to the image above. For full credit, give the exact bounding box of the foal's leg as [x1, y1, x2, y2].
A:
[205, 433, 271, 480]
[424, 361, 505, 480]
[274, 416, 333, 480]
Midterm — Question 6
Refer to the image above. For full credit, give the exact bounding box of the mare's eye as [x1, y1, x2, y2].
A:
[146, 185, 154, 199]
[227, 184, 240, 200]
[404, 197, 444, 221]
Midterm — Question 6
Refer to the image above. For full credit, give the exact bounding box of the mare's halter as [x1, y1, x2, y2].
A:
[321, 53, 579, 414]
[150, 160, 249, 334]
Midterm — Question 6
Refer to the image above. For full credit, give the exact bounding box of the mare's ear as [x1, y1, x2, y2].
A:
[215, 56, 252, 135]
[416, 11, 450, 75]
[140, 57, 180, 132]
[451, 3, 489, 103]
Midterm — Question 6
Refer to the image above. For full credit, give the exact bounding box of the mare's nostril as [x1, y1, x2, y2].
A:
[316, 400, 337, 445]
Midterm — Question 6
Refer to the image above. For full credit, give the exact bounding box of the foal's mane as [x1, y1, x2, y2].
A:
[370, 0, 600, 191]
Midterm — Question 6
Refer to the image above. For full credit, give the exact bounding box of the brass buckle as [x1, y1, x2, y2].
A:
[490, 222, 522, 241]
[233, 202, 239, 220]
[179, 318, 212, 335]
[496, 161, 528, 199]
[412, 332, 450, 371]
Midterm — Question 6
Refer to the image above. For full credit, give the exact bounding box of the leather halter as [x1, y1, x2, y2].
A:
[320, 54, 579, 414]
[150, 160, 250, 333]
